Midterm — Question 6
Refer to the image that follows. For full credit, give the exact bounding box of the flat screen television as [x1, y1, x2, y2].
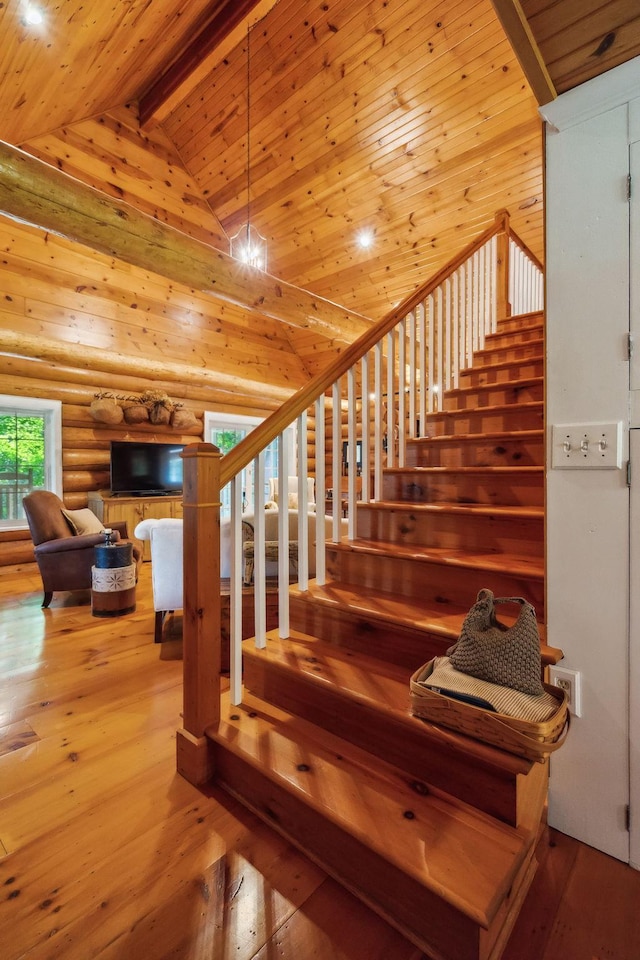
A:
[110, 440, 184, 496]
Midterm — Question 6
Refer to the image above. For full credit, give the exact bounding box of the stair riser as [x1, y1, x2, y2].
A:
[485, 326, 543, 349]
[484, 321, 544, 347]
[405, 435, 543, 468]
[243, 653, 539, 826]
[425, 404, 543, 436]
[382, 469, 544, 507]
[497, 311, 543, 334]
[212, 746, 483, 960]
[443, 379, 543, 411]
[356, 505, 544, 557]
[325, 546, 545, 614]
[460, 358, 543, 386]
[472, 342, 542, 367]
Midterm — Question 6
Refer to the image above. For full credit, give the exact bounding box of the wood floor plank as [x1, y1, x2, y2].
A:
[4, 795, 325, 960]
[248, 876, 426, 960]
[0, 722, 181, 851]
[89, 837, 326, 960]
[501, 826, 579, 960]
[0, 681, 181, 797]
[540, 839, 640, 960]
[0, 565, 639, 960]
[0, 718, 39, 758]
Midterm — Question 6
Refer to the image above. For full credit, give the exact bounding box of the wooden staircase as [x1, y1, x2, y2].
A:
[205, 309, 549, 960]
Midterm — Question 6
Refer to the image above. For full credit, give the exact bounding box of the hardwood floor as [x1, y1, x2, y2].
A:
[1, 565, 639, 960]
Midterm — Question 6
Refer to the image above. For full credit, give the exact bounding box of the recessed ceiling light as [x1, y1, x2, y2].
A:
[356, 228, 374, 250]
[23, 5, 44, 26]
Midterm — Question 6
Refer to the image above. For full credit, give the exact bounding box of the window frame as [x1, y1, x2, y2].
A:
[203, 411, 296, 516]
[0, 395, 63, 530]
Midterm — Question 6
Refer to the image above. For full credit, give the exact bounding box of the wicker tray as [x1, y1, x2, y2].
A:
[410, 659, 569, 762]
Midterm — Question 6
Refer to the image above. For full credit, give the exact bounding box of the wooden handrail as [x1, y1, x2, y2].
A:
[508, 229, 544, 274]
[221, 210, 518, 486]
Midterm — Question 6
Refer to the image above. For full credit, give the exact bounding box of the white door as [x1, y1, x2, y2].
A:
[628, 131, 640, 868]
[629, 430, 640, 868]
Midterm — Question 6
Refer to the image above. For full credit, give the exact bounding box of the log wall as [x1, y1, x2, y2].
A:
[0, 106, 319, 569]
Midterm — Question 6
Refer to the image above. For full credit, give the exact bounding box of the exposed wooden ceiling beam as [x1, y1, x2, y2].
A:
[0, 141, 371, 344]
[0, 331, 294, 402]
[138, 0, 263, 127]
[490, 0, 557, 105]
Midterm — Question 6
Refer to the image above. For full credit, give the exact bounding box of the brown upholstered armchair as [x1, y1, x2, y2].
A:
[22, 491, 141, 608]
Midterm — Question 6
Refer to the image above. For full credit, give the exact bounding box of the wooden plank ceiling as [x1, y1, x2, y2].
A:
[1, 0, 639, 355]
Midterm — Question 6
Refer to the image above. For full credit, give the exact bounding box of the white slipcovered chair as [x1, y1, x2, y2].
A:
[265, 476, 316, 511]
[135, 510, 344, 642]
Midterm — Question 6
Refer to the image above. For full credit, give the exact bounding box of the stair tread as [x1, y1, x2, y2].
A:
[244, 630, 536, 774]
[293, 581, 547, 641]
[460, 356, 542, 375]
[243, 629, 552, 796]
[358, 500, 543, 519]
[499, 310, 543, 323]
[487, 328, 543, 345]
[428, 400, 543, 418]
[386, 464, 543, 475]
[445, 375, 543, 398]
[334, 538, 543, 576]
[412, 429, 543, 443]
[208, 688, 530, 927]
[474, 336, 544, 356]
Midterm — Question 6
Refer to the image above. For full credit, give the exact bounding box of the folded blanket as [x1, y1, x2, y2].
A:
[420, 656, 559, 723]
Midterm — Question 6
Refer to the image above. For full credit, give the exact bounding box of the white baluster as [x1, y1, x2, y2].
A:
[374, 343, 383, 498]
[332, 379, 342, 535]
[398, 316, 406, 466]
[297, 410, 309, 590]
[347, 367, 357, 541]
[427, 293, 435, 413]
[407, 310, 416, 438]
[418, 300, 427, 434]
[360, 354, 370, 501]
[230, 475, 243, 705]
[254, 452, 266, 648]
[386, 330, 395, 468]
[315, 395, 326, 583]
[277, 431, 290, 638]
[490, 235, 498, 334]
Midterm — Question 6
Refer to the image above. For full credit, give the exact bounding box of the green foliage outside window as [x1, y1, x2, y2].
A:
[212, 429, 245, 455]
[210, 425, 280, 515]
[0, 414, 45, 520]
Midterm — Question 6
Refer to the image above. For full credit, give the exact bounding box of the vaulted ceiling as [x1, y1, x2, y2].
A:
[1, 0, 638, 340]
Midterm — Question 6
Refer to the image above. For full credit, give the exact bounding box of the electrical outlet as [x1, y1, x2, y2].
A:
[549, 666, 582, 717]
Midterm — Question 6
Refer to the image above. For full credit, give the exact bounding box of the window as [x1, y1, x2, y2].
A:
[0, 396, 62, 528]
[203, 412, 295, 517]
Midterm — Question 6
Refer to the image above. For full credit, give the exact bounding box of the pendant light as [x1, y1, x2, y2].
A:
[230, 23, 268, 272]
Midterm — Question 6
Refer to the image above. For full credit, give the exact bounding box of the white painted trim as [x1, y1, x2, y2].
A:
[540, 55, 640, 132]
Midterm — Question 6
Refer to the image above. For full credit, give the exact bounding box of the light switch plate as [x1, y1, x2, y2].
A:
[551, 421, 623, 469]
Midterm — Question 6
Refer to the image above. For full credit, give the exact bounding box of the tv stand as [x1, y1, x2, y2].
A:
[88, 491, 183, 562]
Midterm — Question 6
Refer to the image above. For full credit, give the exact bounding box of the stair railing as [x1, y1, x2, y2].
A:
[176, 209, 543, 784]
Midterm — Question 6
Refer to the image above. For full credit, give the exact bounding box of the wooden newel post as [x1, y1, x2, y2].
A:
[495, 208, 511, 321]
[176, 442, 222, 785]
